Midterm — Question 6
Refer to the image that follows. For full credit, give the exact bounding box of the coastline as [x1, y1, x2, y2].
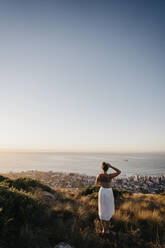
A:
[1, 170, 165, 194]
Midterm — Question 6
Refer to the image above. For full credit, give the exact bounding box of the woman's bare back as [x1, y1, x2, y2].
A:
[96, 173, 113, 188]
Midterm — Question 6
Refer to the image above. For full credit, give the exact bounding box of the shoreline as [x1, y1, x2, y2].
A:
[1, 170, 165, 194]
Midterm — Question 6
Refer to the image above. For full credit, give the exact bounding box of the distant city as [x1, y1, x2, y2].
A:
[2, 170, 165, 194]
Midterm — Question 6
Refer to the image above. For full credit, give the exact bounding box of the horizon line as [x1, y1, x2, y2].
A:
[0, 148, 165, 154]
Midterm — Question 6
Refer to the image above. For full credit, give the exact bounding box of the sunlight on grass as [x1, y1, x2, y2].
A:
[120, 201, 132, 210]
[136, 209, 162, 222]
[113, 210, 130, 222]
[1, 174, 164, 248]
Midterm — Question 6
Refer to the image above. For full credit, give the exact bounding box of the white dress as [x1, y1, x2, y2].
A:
[98, 186, 115, 221]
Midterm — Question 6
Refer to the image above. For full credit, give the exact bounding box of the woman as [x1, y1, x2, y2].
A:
[96, 162, 121, 234]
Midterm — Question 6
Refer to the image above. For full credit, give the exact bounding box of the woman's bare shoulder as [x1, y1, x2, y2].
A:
[96, 173, 104, 180]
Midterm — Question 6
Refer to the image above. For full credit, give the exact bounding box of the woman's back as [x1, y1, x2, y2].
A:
[97, 173, 112, 188]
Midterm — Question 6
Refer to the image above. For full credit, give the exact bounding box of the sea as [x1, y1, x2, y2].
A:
[0, 152, 165, 178]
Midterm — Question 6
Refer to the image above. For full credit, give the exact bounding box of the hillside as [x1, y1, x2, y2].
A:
[0, 175, 164, 248]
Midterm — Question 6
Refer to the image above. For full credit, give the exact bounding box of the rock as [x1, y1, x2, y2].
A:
[43, 191, 56, 199]
[54, 242, 74, 248]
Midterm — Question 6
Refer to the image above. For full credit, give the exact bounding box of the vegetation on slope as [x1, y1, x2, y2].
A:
[50, 187, 165, 248]
[0, 175, 164, 248]
[0, 175, 52, 193]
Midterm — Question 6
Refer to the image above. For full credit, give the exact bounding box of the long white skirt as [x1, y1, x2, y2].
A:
[98, 187, 115, 221]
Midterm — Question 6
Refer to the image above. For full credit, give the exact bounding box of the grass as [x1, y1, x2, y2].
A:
[49, 187, 165, 248]
[0, 175, 164, 248]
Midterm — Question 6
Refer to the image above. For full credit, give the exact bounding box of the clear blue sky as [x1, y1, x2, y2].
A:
[0, 0, 165, 152]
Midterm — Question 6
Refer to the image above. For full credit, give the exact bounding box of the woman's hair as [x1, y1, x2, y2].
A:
[102, 162, 109, 172]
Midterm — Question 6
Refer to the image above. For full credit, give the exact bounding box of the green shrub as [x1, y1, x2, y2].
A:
[0, 175, 52, 193]
[12, 177, 52, 192]
[0, 175, 51, 248]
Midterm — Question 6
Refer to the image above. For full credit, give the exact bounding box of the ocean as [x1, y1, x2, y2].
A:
[0, 152, 165, 177]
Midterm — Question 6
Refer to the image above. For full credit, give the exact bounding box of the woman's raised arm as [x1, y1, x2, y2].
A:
[108, 164, 121, 178]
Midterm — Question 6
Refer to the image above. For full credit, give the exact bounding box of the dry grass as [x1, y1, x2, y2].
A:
[46, 188, 165, 248]
[136, 209, 162, 222]
[1, 173, 164, 248]
[113, 210, 130, 223]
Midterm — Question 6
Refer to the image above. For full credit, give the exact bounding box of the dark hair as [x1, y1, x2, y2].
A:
[102, 162, 109, 172]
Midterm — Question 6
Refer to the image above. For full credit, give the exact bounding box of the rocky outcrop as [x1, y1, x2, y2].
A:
[54, 242, 74, 248]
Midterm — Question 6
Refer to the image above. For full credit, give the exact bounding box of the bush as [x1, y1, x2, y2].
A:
[0, 175, 52, 193]
[12, 177, 52, 192]
[0, 175, 51, 248]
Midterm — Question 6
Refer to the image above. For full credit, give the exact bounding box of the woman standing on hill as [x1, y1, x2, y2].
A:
[96, 162, 121, 234]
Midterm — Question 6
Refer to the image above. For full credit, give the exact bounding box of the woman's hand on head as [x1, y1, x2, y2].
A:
[108, 163, 112, 168]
